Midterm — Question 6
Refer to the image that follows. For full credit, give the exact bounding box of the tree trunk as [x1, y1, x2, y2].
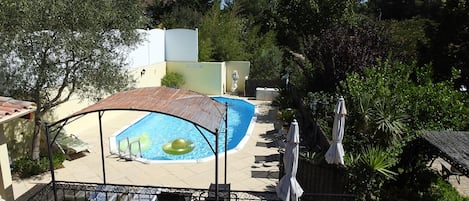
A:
[30, 114, 42, 160]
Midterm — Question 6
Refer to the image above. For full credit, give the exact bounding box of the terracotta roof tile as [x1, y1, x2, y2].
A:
[0, 96, 37, 124]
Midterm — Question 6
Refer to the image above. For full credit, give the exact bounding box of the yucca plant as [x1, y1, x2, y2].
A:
[347, 146, 397, 201]
[370, 99, 408, 146]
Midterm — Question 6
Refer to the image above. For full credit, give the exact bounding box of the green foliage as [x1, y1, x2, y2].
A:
[384, 163, 469, 201]
[275, 0, 349, 50]
[249, 46, 283, 80]
[159, 6, 203, 29]
[12, 158, 48, 178]
[0, 0, 147, 160]
[365, 0, 443, 20]
[303, 92, 336, 137]
[12, 152, 66, 178]
[230, 0, 277, 34]
[161, 72, 185, 88]
[299, 18, 391, 92]
[346, 146, 397, 201]
[339, 59, 469, 199]
[198, 2, 246, 61]
[146, 0, 212, 28]
[429, 179, 469, 201]
[276, 108, 296, 126]
[0, 0, 146, 101]
[380, 137, 467, 201]
[385, 17, 436, 63]
[342, 60, 469, 154]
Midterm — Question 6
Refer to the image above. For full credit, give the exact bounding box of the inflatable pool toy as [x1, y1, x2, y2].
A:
[119, 133, 152, 155]
[162, 138, 195, 155]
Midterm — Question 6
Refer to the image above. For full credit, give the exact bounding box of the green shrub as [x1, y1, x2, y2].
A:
[430, 179, 469, 201]
[12, 158, 46, 178]
[161, 72, 185, 88]
[346, 146, 397, 201]
[12, 152, 66, 178]
[276, 108, 296, 126]
[339, 60, 469, 200]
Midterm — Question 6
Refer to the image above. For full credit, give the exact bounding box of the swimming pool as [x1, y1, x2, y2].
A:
[110, 96, 256, 163]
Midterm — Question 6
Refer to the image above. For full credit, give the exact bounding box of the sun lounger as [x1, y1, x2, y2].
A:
[55, 133, 91, 158]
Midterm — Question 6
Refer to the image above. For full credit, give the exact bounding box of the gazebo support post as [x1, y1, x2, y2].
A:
[215, 128, 219, 201]
[45, 123, 58, 201]
[98, 111, 106, 184]
[224, 102, 228, 185]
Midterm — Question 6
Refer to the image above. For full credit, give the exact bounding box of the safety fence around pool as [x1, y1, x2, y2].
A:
[27, 181, 355, 201]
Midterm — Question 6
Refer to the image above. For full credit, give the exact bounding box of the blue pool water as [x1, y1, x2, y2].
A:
[114, 97, 255, 162]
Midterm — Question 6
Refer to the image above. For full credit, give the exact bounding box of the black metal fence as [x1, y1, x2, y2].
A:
[28, 181, 354, 201]
[28, 181, 282, 201]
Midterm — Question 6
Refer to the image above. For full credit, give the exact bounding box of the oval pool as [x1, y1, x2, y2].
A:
[111, 96, 256, 163]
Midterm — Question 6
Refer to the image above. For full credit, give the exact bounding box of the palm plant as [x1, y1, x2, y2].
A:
[346, 146, 397, 201]
[370, 99, 408, 147]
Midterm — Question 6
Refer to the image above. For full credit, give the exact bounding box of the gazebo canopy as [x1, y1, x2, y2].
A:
[423, 131, 469, 177]
[51, 86, 227, 134]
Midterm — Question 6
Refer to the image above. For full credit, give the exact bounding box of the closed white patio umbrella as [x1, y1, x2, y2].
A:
[325, 96, 347, 165]
[277, 119, 304, 201]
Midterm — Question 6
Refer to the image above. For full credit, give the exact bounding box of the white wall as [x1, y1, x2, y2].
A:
[165, 29, 198, 62]
[125, 29, 165, 69]
[125, 29, 197, 69]
[148, 29, 166, 63]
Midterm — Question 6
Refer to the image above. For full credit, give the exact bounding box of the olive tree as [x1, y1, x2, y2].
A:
[0, 0, 147, 160]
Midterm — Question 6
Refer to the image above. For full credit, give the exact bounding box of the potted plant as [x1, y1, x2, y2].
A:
[276, 108, 295, 131]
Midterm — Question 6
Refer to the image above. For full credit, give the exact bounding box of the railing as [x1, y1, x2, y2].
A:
[28, 181, 354, 201]
[118, 137, 142, 160]
[28, 181, 281, 201]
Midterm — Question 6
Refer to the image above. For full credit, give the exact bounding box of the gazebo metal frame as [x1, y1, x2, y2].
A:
[45, 87, 228, 201]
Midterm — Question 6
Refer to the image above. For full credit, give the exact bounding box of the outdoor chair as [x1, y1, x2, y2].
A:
[441, 162, 463, 184]
[54, 133, 91, 160]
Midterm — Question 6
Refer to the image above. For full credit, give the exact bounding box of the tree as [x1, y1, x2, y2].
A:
[364, 0, 469, 88]
[365, 0, 443, 20]
[300, 18, 390, 92]
[146, 0, 213, 28]
[274, 0, 349, 50]
[198, 2, 246, 61]
[425, 0, 469, 87]
[229, 0, 277, 34]
[0, 0, 148, 160]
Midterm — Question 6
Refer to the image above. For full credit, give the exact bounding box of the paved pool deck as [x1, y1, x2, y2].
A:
[12, 98, 283, 200]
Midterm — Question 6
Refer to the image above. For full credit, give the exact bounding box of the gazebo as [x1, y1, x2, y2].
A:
[423, 131, 469, 178]
[45, 87, 229, 201]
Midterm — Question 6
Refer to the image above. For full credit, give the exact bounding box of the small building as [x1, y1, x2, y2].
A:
[0, 97, 36, 201]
